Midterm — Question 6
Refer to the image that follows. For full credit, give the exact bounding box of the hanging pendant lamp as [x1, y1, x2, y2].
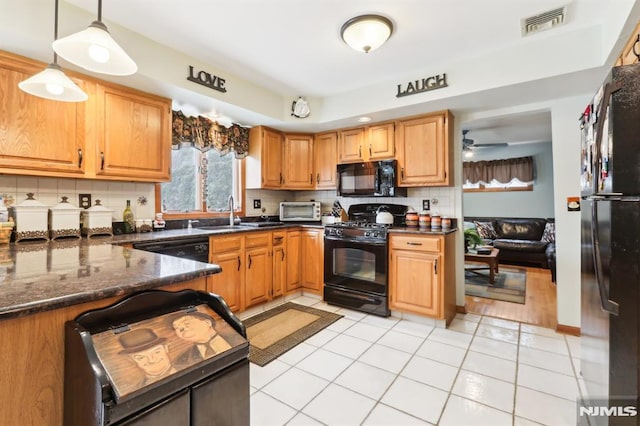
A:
[18, 0, 88, 102]
[52, 0, 137, 76]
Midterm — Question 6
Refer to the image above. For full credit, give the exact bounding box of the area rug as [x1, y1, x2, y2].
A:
[244, 302, 343, 366]
[464, 266, 527, 304]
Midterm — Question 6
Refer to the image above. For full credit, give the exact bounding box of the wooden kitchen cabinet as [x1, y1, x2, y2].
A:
[388, 232, 456, 324]
[272, 231, 286, 298]
[0, 51, 172, 182]
[244, 232, 272, 308]
[209, 235, 244, 312]
[283, 133, 314, 189]
[301, 228, 324, 293]
[314, 132, 338, 189]
[286, 230, 302, 293]
[0, 51, 91, 178]
[395, 111, 453, 187]
[338, 123, 395, 164]
[247, 126, 284, 189]
[94, 83, 171, 182]
[368, 122, 395, 160]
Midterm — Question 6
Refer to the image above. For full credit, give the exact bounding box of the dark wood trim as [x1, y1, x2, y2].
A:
[456, 305, 467, 314]
[463, 185, 533, 193]
[556, 324, 580, 336]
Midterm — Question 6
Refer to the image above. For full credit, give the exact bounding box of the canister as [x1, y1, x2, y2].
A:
[9, 193, 50, 242]
[81, 200, 114, 238]
[405, 211, 419, 227]
[419, 212, 431, 229]
[431, 214, 442, 229]
[49, 196, 81, 240]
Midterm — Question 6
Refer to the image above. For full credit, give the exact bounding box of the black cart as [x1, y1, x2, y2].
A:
[64, 289, 249, 426]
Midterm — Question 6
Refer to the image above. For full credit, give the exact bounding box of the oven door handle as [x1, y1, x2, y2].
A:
[324, 236, 387, 246]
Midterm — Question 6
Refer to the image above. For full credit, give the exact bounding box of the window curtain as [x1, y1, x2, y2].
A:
[171, 110, 249, 158]
[463, 156, 534, 184]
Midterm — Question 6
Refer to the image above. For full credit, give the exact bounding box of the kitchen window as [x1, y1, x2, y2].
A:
[463, 156, 534, 192]
[158, 146, 243, 216]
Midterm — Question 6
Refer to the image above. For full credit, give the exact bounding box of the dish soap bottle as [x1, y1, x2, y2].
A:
[123, 200, 135, 233]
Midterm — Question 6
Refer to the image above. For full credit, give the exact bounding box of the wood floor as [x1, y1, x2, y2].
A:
[464, 265, 557, 329]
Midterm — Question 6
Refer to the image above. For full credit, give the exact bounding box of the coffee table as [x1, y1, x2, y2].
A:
[465, 248, 500, 284]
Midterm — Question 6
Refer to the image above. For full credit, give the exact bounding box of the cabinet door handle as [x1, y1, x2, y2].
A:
[316, 173, 320, 183]
[406, 241, 422, 246]
[248, 254, 252, 269]
[282, 250, 285, 261]
[310, 173, 313, 184]
[401, 167, 404, 179]
[280, 173, 283, 184]
[358, 145, 362, 157]
[434, 259, 438, 275]
[369, 145, 372, 157]
[237, 256, 241, 271]
[78, 148, 83, 168]
[100, 152, 105, 170]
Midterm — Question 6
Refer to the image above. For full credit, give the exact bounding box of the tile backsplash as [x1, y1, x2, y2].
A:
[0, 175, 456, 223]
[0, 176, 156, 221]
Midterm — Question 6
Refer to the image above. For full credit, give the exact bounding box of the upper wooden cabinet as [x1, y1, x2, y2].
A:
[338, 123, 395, 164]
[395, 111, 453, 187]
[283, 133, 314, 189]
[94, 83, 171, 182]
[0, 51, 172, 182]
[247, 126, 284, 189]
[0, 51, 90, 178]
[616, 21, 640, 66]
[314, 132, 338, 189]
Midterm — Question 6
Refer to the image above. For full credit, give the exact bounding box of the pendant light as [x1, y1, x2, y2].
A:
[52, 0, 137, 76]
[340, 15, 393, 53]
[18, 0, 88, 102]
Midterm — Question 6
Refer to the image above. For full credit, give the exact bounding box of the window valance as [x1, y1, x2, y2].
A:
[463, 156, 534, 184]
[171, 110, 249, 158]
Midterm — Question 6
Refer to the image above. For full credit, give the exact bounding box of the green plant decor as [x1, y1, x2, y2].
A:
[464, 228, 484, 252]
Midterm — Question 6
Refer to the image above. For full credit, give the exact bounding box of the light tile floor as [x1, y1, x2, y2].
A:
[248, 296, 582, 425]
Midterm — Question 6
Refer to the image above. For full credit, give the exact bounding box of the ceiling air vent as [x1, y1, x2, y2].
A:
[521, 6, 567, 36]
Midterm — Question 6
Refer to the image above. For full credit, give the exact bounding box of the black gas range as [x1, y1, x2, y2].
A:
[323, 204, 408, 317]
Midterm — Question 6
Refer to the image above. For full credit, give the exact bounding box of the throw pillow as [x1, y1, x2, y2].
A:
[542, 221, 556, 243]
[474, 221, 497, 239]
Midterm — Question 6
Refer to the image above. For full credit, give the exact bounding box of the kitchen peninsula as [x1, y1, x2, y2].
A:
[0, 237, 220, 426]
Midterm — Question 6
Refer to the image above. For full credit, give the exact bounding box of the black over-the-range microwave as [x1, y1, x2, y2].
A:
[337, 159, 407, 197]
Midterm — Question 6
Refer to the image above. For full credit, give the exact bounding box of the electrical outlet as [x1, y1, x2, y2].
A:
[79, 193, 92, 209]
[253, 199, 261, 209]
[422, 199, 430, 211]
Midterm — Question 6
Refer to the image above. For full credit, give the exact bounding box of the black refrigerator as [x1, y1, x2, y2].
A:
[580, 62, 640, 423]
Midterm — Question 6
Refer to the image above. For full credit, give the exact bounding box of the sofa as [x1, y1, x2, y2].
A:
[465, 216, 556, 282]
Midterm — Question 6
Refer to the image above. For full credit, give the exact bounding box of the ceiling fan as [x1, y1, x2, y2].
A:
[462, 130, 508, 149]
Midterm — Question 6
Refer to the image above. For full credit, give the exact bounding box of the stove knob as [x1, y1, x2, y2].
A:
[336, 229, 343, 237]
[364, 231, 371, 237]
[372, 231, 379, 238]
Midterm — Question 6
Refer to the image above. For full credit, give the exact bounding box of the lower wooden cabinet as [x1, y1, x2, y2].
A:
[389, 232, 456, 324]
[209, 235, 244, 312]
[301, 229, 324, 294]
[272, 231, 286, 298]
[244, 233, 272, 308]
[285, 230, 302, 292]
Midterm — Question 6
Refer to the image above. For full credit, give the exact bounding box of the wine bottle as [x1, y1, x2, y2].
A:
[123, 200, 135, 233]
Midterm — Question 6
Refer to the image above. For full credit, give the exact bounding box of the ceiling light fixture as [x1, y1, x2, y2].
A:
[52, 0, 137, 76]
[463, 146, 474, 158]
[18, 0, 88, 102]
[340, 14, 393, 53]
[357, 116, 372, 123]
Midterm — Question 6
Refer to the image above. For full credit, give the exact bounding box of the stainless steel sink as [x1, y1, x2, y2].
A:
[197, 222, 284, 230]
[238, 222, 285, 227]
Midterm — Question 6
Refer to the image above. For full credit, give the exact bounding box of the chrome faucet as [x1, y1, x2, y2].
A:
[228, 195, 235, 226]
[187, 219, 199, 229]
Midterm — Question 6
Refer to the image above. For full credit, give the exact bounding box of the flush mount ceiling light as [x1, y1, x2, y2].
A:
[18, 0, 88, 102]
[52, 0, 137, 76]
[340, 14, 393, 53]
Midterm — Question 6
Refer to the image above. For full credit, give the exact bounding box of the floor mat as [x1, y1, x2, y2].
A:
[464, 266, 527, 304]
[244, 302, 343, 366]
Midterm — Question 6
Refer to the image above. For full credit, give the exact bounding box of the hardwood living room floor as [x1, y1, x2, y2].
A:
[465, 265, 557, 329]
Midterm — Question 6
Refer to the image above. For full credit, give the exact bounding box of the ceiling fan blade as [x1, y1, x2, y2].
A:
[470, 142, 509, 148]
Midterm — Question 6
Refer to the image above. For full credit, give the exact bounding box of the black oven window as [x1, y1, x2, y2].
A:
[332, 248, 376, 282]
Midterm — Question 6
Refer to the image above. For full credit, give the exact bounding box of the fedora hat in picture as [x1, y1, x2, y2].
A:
[118, 328, 166, 354]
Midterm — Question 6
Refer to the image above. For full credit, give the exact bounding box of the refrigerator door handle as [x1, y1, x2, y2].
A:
[590, 200, 620, 315]
[592, 81, 622, 194]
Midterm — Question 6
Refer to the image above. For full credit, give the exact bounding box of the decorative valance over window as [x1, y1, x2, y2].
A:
[463, 156, 534, 184]
[171, 110, 249, 158]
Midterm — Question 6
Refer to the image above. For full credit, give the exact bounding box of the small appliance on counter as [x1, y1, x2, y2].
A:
[279, 201, 321, 222]
[49, 196, 82, 240]
[9, 193, 50, 242]
[81, 200, 114, 238]
[153, 213, 166, 231]
[337, 160, 407, 197]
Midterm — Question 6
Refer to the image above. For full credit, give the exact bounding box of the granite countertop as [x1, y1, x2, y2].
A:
[388, 226, 458, 235]
[0, 239, 220, 320]
[0, 221, 451, 320]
